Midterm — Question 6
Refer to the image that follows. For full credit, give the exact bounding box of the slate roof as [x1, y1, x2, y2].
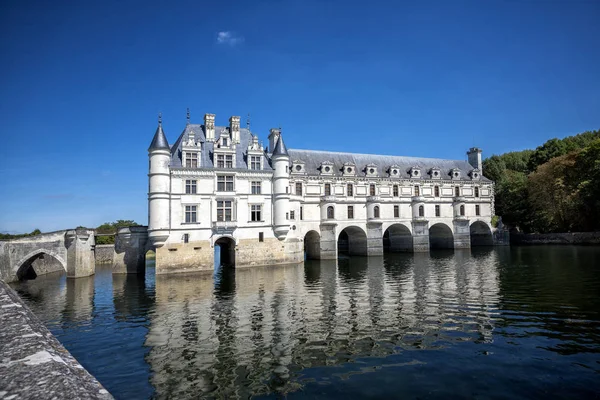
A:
[148, 124, 170, 151]
[287, 149, 490, 181]
[169, 124, 273, 170]
[272, 135, 289, 156]
[166, 122, 488, 181]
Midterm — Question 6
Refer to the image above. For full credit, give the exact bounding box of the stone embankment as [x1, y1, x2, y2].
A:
[511, 231, 600, 245]
[0, 281, 113, 399]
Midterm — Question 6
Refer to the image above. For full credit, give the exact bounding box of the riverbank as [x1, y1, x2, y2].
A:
[0, 280, 113, 399]
[511, 231, 600, 245]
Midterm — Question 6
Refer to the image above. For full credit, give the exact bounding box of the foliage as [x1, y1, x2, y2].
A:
[527, 130, 599, 172]
[1, 220, 140, 243]
[491, 215, 500, 228]
[0, 229, 42, 240]
[96, 220, 140, 244]
[486, 130, 600, 233]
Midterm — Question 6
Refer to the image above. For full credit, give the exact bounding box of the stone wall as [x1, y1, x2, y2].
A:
[95, 244, 114, 263]
[155, 237, 304, 274]
[0, 281, 112, 399]
[511, 232, 600, 245]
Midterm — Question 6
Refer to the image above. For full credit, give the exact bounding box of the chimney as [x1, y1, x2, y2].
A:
[229, 116, 241, 144]
[467, 147, 482, 171]
[204, 113, 215, 142]
[268, 128, 281, 153]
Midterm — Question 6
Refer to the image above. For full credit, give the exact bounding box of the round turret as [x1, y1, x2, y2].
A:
[148, 116, 171, 247]
[271, 135, 290, 240]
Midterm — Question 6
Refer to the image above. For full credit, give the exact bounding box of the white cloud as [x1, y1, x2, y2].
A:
[217, 31, 244, 46]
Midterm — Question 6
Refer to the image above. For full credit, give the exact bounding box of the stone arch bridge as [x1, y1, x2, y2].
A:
[0, 227, 149, 284]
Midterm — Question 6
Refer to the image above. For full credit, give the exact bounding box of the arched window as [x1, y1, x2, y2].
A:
[327, 206, 335, 219]
[419, 205, 424, 217]
[374, 206, 380, 218]
[460, 205, 465, 216]
[393, 185, 399, 197]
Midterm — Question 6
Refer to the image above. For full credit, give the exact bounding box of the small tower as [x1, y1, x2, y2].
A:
[271, 134, 290, 240]
[467, 147, 483, 171]
[148, 115, 171, 248]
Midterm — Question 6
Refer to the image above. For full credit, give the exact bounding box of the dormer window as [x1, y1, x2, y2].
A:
[470, 168, 481, 180]
[216, 154, 233, 168]
[247, 136, 265, 171]
[320, 161, 334, 176]
[184, 152, 198, 168]
[450, 168, 461, 180]
[217, 131, 233, 149]
[365, 163, 378, 177]
[343, 162, 356, 176]
[389, 165, 400, 178]
[430, 168, 441, 179]
[292, 160, 306, 174]
[409, 167, 421, 178]
[249, 155, 261, 170]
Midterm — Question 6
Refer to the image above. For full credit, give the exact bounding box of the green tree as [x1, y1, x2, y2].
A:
[95, 220, 140, 244]
[575, 138, 600, 231]
[528, 152, 580, 232]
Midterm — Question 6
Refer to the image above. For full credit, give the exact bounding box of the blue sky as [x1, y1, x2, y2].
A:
[1, 0, 599, 233]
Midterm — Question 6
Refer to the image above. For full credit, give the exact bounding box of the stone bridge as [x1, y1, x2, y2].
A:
[0, 227, 149, 284]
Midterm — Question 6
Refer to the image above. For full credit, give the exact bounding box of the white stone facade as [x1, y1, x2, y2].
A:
[148, 114, 495, 274]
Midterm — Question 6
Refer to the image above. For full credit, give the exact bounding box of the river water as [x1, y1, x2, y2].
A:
[10, 246, 600, 399]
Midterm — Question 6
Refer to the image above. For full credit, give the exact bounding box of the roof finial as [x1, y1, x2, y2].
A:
[158, 113, 162, 126]
[186, 108, 190, 125]
[246, 113, 250, 130]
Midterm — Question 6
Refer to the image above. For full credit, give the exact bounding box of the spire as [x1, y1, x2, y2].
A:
[148, 113, 170, 151]
[272, 133, 289, 157]
[186, 108, 190, 125]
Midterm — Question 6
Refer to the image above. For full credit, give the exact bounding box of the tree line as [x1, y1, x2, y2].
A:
[483, 129, 600, 233]
[87, 220, 140, 244]
[0, 229, 42, 240]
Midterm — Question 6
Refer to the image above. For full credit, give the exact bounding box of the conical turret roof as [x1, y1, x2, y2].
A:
[272, 134, 289, 157]
[148, 122, 170, 151]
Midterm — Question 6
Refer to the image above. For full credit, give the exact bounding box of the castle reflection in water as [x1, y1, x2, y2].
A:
[145, 249, 501, 398]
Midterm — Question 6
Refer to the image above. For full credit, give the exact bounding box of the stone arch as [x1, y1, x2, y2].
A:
[429, 223, 454, 249]
[470, 221, 493, 246]
[304, 230, 321, 260]
[383, 223, 413, 253]
[214, 236, 236, 268]
[14, 249, 66, 281]
[338, 226, 368, 256]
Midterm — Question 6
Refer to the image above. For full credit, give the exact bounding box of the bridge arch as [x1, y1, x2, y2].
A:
[470, 221, 493, 246]
[304, 230, 320, 260]
[214, 236, 236, 268]
[383, 223, 413, 253]
[429, 223, 454, 249]
[14, 249, 67, 281]
[338, 226, 368, 256]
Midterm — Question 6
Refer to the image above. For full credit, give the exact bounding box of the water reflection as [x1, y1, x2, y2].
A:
[10, 247, 600, 400]
[146, 250, 504, 398]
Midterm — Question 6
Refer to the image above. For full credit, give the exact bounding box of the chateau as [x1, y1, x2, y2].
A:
[148, 113, 495, 274]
